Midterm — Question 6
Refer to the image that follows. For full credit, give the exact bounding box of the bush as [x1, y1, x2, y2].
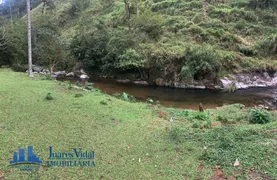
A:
[131, 10, 164, 39]
[214, 104, 249, 124]
[249, 109, 271, 124]
[188, 25, 209, 42]
[192, 123, 200, 128]
[181, 45, 222, 80]
[117, 49, 144, 70]
[75, 93, 83, 98]
[45, 93, 53, 100]
[194, 112, 210, 121]
[84, 84, 93, 90]
[11, 64, 28, 72]
[193, 112, 211, 128]
[257, 35, 277, 58]
[100, 100, 108, 105]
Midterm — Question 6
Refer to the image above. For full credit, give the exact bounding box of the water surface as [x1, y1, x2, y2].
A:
[59, 76, 277, 110]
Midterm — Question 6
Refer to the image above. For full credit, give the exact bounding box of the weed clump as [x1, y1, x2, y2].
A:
[249, 109, 271, 124]
[192, 123, 200, 128]
[45, 93, 53, 100]
[75, 93, 83, 98]
[194, 112, 210, 121]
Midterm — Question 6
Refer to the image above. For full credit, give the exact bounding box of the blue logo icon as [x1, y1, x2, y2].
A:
[10, 146, 42, 167]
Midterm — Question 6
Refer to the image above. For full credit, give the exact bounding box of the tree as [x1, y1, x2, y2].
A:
[0, 28, 8, 65]
[26, 0, 33, 77]
[202, 0, 207, 20]
[130, 9, 164, 39]
[33, 25, 66, 73]
[0, 28, 6, 50]
[123, 0, 131, 20]
[42, 0, 55, 14]
[0, 20, 27, 67]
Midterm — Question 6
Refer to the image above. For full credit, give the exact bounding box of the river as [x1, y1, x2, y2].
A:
[58, 76, 277, 110]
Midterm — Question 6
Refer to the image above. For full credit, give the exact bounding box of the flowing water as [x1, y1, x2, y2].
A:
[58, 76, 277, 110]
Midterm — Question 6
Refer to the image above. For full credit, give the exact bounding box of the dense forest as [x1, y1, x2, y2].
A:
[1, 0, 277, 86]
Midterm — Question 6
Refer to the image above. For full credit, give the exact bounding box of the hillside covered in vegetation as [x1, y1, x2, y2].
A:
[1, 0, 277, 86]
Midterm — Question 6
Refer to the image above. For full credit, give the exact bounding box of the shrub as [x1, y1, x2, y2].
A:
[257, 35, 277, 58]
[84, 84, 93, 90]
[45, 93, 53, 100]
[84, 81, 93, 90]
[100, 100, 108, 105]
[117, 49, 144, 70]
[249, 109, 271, 124]
[193, 112, 211, 128]
[214, 104, 249, 124]
[192, 123, 200, 128]
[194, 112, 210, 121]
[239, 45, 257, 56]
[180, 65, 194, 78]
[75, 93, 83, 98]
[131, 10, 164, 39]
[166, 109, 190, 119]
[181, 45, 222, 80]
[188, 24, 209, 42]
[11, 64, 28, 72]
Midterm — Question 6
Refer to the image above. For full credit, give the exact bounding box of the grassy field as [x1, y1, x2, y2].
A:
[1, 69, 277, 179]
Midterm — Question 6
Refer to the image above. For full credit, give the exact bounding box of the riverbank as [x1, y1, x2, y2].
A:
[1, 69, 277, 179]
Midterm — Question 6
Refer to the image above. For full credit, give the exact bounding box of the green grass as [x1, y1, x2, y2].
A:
[1, 69, 277, 179]
[0, 69, 198, 179]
